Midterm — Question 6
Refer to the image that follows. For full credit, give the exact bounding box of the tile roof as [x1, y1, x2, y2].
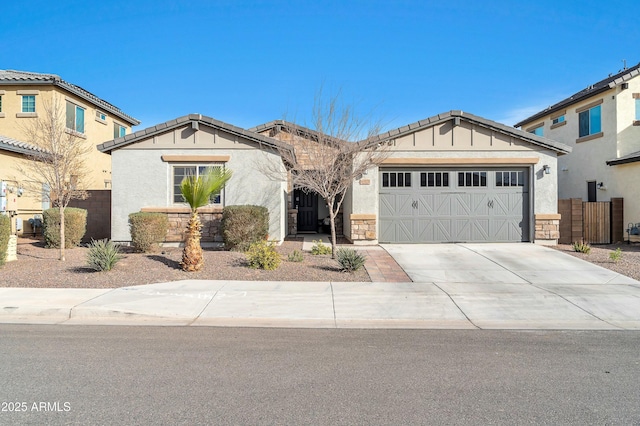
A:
[369, 110, 572, 154]
[0, 134, 47, 156]
[97, 113, 293, 155]
[606, 150, 640, 166]
[514, 62, 640, 128]
[249, 119, 348, 145]
[0, 69, 140, 126]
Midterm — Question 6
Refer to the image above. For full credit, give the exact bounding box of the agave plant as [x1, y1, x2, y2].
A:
[180, 167, 232, 271]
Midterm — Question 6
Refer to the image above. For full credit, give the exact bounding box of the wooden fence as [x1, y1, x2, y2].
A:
[558, 198, 623, 244]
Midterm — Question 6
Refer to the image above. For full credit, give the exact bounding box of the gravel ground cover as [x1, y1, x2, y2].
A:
[554, 243, 640, 282]
[0, 238, 369, 288]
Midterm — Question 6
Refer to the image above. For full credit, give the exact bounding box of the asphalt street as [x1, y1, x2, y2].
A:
[1, 325, 640, 425]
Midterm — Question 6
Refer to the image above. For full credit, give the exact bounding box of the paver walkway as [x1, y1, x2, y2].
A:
[359, 247, 412, 282]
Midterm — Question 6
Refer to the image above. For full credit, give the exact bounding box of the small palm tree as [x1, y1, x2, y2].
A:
[180, 167, 232, 272]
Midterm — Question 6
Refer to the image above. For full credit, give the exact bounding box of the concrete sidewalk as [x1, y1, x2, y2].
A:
[2, 277, 640, 329]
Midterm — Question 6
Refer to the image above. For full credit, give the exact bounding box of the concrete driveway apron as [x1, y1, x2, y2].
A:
[382, 243, 640, 330]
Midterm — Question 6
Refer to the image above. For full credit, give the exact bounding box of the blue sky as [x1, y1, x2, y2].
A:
[2, 0, 638, 134]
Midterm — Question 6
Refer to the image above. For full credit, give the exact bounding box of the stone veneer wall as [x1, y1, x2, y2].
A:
[142, 208, 223, 243]
[350, 214, 376, 241]
[534, 214, 560, 245]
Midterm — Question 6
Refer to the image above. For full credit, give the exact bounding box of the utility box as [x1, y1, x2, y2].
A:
[0, 193, 18, 212]
[0, 181, 18, 212]
[15, 217, 23, 231]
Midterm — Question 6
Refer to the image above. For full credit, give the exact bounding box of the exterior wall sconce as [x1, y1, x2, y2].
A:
[543, 165, 551, 174]
[597, 182, 607, 190]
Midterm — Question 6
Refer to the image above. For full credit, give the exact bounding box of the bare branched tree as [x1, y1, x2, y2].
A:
[266, 89, 388, 257]
[19, 96, 91, 261]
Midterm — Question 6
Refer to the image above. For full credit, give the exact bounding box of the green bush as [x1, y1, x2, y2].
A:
[43, 207, 87, 248]
[609, 247, 623, 263]
[129, 212, 169, 253]
[0, 214, 11, 267]
[246, 240, 281, 270]
[311, 240, 332, 255]
[287, 249, 304, 262]
[86, 239, 123, 272]
[572, 240, 591, 254]
[336, 247, 366, 272]
[222, 205, 269, 251]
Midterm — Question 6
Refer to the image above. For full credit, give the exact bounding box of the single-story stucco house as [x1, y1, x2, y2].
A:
[98, 110, 571, 246]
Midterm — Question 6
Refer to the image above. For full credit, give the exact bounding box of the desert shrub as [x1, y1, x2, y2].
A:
[572, 240, 591, 254]
[336, 247, 366, 272]
[43, 207, 87, 248]
[287, 249, 304, 262]
[128, 212, 168, 253]
[222, 205, 269, 251]
[609, 247, 623, 263]
[86, 239, 122, 272]
[0, 214, 10, 267]
[246, 240, 281, 270]
[311, 240, 332, 255]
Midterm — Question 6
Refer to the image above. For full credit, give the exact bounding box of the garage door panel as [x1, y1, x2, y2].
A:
[379, 168, 530, 243]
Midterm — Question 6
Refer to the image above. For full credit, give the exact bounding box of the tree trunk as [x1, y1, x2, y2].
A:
[59, 204, 65, 261]
[181, 210, 203, 272]
[328, 205, 337, 259]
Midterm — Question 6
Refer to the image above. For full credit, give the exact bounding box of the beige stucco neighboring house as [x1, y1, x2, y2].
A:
[514, 62, 640, 237]
[0, 69, 140, 235]
[0, 135, 48, 234]
[0, 70, 140, 190]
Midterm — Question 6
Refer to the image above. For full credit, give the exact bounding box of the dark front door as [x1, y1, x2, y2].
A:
[295, 190, 318, 232]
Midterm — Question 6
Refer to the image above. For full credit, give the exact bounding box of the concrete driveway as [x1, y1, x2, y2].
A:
[382, 243, 640, 329]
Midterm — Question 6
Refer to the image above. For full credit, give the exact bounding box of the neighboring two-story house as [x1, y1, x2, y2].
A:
[515, 63, 640, 238]
[0, 70, 139, 234]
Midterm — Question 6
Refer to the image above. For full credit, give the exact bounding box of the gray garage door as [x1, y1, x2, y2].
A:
[379, 168, 529, 243]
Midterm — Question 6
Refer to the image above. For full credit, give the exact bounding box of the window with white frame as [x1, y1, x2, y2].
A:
[113, 122, 126, 138]
[65, 101, 85, 133]
[22, 95, 36, 113]
[578, 104, 601, 137]
[173, 164, 225, 205]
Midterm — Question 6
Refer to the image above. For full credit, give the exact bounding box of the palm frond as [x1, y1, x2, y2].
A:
[180, 167, 232, 212]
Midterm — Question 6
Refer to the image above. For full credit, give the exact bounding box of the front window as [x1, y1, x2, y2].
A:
[22, 95, 35, 113]
[529, 126, 543, 137]
[173, 165, 224, 205]
[0, 95, 3, 112]
[552, 115, 565, 125]
[65, 101, 85, 133]
[114, 123, 126, 138]
[635, 99, 640, 121]
[578, 105, 601, 137]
